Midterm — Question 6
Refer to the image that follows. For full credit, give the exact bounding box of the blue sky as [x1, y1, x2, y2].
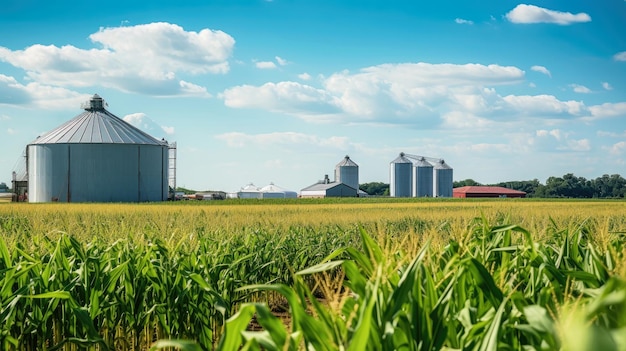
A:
[1, 0, 625, 193]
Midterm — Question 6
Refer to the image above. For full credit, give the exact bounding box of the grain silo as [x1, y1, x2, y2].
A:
[27, 94, 171, 203]
[433, 159, 453, 197]
[413, 157, 433, 197]
[334, 155, 359, 191]
[389, 152, 412, 197]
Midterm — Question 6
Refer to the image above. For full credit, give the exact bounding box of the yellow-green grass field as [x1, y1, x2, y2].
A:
[0, 198, 625, 350]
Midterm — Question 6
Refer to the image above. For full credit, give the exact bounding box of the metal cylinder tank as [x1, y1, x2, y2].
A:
[413, 157, 433, 197]
[433, 159, 453, 198]
[335, 155, 359, 191]
[390, 152, 412, 197]
[27, 94, 170, 203]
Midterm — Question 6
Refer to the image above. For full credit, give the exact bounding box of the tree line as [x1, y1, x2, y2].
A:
[455, 173, 626, 198]
[360, 173, 626, 198]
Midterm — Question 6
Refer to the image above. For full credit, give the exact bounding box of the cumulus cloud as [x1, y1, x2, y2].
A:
[506, 4, 591, 25]
[0, 73, 90, 109]
[588, 102, 626, 119]
[123, 112, 175, 137]
[531, 65, 551, 77]
[215, 131, 350, 149]
[602, 82, 612, 90]
[256, 61, 277, 69]
[614, 51, 626, 61]
[455, 18, 474, 25]
[569, 84, 591, 93]
[298, 73, 312, 80]
[222, 62, 598, 125]
[0, 22, 234, 96]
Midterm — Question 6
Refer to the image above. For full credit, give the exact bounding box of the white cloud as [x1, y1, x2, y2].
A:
[614, 51, 626, 61]
[222, 62, 599, 126]
[256, 61, 277, 69]
[123, 112, 175, 137]
[0, 22, 233, 96]
[455, 18, 474, 25]
[215, 131, 350, 149]
[0, 73, 90, 109]
[602, 82, 612, 90]
[607, 141, 626, 155]
[563, 139, 591, 151]
[275, 56, 288, 66]
[298, 73, 312, 80]
[506, 4, 591, 25]
[588, 102, 626, 119]
[531, 65, 551, 77]
[569, 84, 591, 93]
[536, 129, 565, 140]
[7, 128, 16, 134]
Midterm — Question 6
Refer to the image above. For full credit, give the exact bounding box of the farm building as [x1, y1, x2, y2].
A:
[390, 153, 453, 197]
[26, 94, 174, 203]
[300, 175, 358, 198]
[235, 182, 298, 199]
[453, 186, 527, 198]
[334, 155, 359, 190]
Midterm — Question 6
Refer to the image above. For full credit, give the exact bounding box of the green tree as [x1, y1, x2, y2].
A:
[453, 179, 482, 187]
[359, 182, 389, 196]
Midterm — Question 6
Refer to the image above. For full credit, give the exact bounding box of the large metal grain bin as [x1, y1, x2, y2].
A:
[433, 159, 453, 198]
[390, 152, 412, 197]
[334, 155, 359, 191]
[27, 94, 170, 202]
[413, 157, 433, 197]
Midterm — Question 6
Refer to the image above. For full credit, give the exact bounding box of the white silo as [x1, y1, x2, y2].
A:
[27, 94, 170, 202]
[335, 155, 359, 190]
[390, 152, 412, 197]
[433, 159, 453, 197]
[413, 157, 433, 197]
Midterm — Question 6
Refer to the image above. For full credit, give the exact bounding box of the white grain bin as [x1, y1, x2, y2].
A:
[27, 94, 169, 202]
[390, 152, 412, 197]
[237, 183, 262, 199]
[413, 157, 433, 197]
[259, 183, 298, 199]
[433, 159, 453, 197]
[334, 155, 359, 191]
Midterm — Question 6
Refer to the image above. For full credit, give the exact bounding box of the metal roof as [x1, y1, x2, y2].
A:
[453, 186, 526, 195]
[336, 155, 358, 167]
[434, 159, 452, 169]
[29, 95, 166, 146]
[391, 152, 413, 164]
[301, 181, 356, 192]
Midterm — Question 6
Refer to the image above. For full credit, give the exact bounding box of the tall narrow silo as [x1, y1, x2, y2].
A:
[413, 157, 433, 197]
[335, 155, 359, 190]
[390, 152, 412, 197]
[27, 94, 170, 203]
[433, 159, 453, 197]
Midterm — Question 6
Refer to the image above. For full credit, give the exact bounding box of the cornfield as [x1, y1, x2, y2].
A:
[0, 199, 624, 350]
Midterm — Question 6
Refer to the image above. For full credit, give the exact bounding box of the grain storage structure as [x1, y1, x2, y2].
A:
[334, 155, 359, 191]
[27, 94, 171, 203]
[389, 153, 413, 197]
[413, 157, 434, 197]
[389, 152, 453, 198]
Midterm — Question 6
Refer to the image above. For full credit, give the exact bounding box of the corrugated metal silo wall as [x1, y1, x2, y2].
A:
[413, 165, 433, 197]
[390, 162, 412, 197]
[28, 143, 167, 202]
[338, 166, 359, 190]
[28, 144, 70, 202]
[434, 168, 454, 197]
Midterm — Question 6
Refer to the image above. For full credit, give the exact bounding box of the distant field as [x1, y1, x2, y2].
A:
[0, 198, 624, 350]
[0, 193, 12, 202]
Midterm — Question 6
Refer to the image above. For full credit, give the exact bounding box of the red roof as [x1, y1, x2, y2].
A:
[453, 186, 526, 195]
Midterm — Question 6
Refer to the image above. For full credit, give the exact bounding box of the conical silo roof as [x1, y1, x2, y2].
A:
[336, 155, 358, 167]
[391, 152, 412, 164]
[434, 159, 452, 169]
[415, 157, 433, 167]
[29, 94, 166, 146]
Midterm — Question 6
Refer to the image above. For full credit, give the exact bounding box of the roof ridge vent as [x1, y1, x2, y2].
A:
[81, 94, 107, 111]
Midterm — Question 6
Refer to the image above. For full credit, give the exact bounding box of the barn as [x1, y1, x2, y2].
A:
[300, 175, 358, 198]
[453, 186, 527, 198]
